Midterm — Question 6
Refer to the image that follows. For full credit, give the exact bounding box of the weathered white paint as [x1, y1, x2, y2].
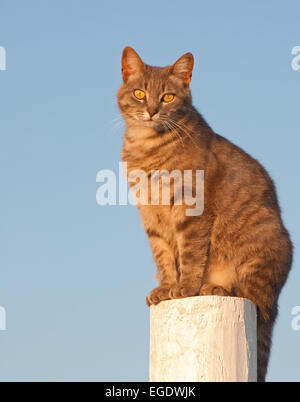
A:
[149, 296, 257, 382]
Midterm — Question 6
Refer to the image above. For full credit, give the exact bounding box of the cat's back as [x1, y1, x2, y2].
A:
[210, 132, 275, 186]
[207, 131, 281, 214]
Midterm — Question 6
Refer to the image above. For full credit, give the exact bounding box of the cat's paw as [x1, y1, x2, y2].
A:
[146, 287, 171, 306]
[169, 284, 200, 299]
[199, 284, 230, 296]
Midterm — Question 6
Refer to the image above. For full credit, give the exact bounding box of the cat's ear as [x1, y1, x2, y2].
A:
[121, 46, 145, 82]
[171, 53, 194, 86]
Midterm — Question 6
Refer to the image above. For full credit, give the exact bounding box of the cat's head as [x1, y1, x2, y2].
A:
[117, 47, 194, 131]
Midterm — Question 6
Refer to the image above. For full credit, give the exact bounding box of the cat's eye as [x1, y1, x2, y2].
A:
[134, 89, 145, 100]
[162, 93, 175, 103]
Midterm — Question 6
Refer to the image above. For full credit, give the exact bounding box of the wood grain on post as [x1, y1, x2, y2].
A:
[149, 296, 257, 382]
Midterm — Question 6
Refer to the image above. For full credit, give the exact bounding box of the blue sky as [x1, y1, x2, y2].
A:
[0, 0, 299, 381]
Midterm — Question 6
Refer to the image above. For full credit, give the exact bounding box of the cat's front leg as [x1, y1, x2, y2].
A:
[146, 233, 177, 306]
[169, 216, 211, 299]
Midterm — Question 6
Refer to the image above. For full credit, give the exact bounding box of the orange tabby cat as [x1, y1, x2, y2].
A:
[118, 46, 293, 381]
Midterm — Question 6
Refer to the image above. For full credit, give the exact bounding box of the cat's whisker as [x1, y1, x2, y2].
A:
[160, 115, 189, 145]
[161, 121, 177, 145]
[167, 117, 201, 149]
[162, 118, 185, 148]
[162, 120, 183, 147]
[106, 116, 125, 136]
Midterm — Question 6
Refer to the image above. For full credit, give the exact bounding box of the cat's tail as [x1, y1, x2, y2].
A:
[236, 240, 292, 381]
[256, 307, 277, 382]
[235, 282, 278, 381]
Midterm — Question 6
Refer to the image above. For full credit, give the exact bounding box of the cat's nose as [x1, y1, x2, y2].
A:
[148, 109, 158, 118]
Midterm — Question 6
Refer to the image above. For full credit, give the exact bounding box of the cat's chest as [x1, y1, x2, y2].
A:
[122, 127, 178, 171]
[138, 205, 174, 241]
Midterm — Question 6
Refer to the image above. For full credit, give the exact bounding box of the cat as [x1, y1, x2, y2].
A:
[117, 46, 293, 382]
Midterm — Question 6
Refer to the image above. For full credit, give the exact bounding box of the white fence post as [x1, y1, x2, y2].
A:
[149, 296, 257, 382]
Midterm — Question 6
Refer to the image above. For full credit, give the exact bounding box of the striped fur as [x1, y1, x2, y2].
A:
[118, 47, 293, 381]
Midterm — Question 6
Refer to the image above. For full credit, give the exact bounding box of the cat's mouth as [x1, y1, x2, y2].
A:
[140, 113, 161, 127]
[143, 119, 159, 127]
[131, 115, 161, 128]
[125, 111, 163, 129]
